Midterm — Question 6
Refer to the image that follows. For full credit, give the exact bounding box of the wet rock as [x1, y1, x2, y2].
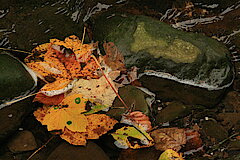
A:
[0, 53, 37, 107]
[233, 79, 240, 92]
[228, 140, 240, 151]
[140, 76, 227, 107]
[225, 153, 240, 160]
[155, 101, 194, 124]
[47, 141, 109, 160]
[118, 147, 161, 160]
[222, 91, 240, 112]
[107, 85, 154, 120]
[0, 98, 33, 143]
[200, 120, 228, 142]
[0, 152, 14, 160]
[217, 113, 240, 131]
[7, 130, 37, 153]
[93, 13, 234, 107]
[0, 53, 36, 143]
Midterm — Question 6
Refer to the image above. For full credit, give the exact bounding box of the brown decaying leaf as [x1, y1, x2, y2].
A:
[184, 129, 203, 155]
[34, 93, 64, 105]
[150, 127, 186, 152]
[60, 114, 118, 145]
[122, 111, 152, 132]
[103, 42, 126, 71]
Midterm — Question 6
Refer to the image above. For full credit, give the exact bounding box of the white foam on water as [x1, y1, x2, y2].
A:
[139, 70, 233, 91]
[83, 3, 112, 22]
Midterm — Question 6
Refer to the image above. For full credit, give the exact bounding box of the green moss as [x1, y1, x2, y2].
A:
[131, 22, 200, 63]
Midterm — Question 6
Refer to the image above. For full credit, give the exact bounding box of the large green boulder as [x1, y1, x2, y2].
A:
[0, 52, 37, 108]
[93, 13, 234, 106]
[0, 52, 37, 142]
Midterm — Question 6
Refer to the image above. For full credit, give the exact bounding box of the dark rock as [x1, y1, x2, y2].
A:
[0, 53, 36, 143]
[0, 152, 14, 160]
[47, 141, 109, 160]
[7, 130, 37, 153]
[0, 98, 33, 143]
[228, 140, 240, 151]
[233, 79, 240, 91]
[222, 91, 240, 112]
[155, 101, 195, 124]
[93, 13, 234, 107]
[225, 153, 240, 160]
[217, 113, 240, 131]
[140, 75, 227, 107]
[0, 53, 37, 108]
[200, 120, 228, 142]
[118, 147, 161, 160]
[107, 85, 154, 120]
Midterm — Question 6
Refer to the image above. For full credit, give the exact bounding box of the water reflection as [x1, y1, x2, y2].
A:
[0, 0, 239, 61]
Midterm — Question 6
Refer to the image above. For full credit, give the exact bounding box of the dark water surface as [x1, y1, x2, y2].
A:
[0, 0, 240, 159]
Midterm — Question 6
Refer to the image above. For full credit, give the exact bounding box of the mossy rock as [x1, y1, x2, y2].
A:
[93, 13, 234, 106]
[0, 52, 37, 108]
[93, 13, 234, 90]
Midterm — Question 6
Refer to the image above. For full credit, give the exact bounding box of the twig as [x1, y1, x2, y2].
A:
[4, 93, 37, 106]
[81, 26, 86, 47]
[0, 47, 32, 54]
[210, 132, 239, 152]
[27, 136, 55, 160]
[91, 55, 129, 110]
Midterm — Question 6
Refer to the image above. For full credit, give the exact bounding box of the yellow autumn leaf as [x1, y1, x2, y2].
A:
[42, 106, 88, 132]
[60, 94, 87, 112]
[111, 126, 154, 149]
[60, 114, 118, 145]
[158, 149, 184, 160]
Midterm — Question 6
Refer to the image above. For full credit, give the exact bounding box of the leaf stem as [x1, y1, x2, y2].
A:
[0, 47, 32, 54]
[91, 55, 129, 109]
[27, 136, 55, 160]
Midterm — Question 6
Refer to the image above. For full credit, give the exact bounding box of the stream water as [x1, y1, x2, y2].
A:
[0, 0, 240, 159]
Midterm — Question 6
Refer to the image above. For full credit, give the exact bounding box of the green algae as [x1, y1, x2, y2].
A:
[131, 22, 200, 63]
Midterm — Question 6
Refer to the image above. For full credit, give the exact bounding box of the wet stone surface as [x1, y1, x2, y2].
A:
[7, 130, 37, 153]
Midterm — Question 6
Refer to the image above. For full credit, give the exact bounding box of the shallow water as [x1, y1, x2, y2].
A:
[0, 0, 239, 85]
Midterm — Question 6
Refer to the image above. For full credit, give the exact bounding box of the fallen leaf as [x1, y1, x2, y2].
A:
[34, 105, 50, 122]
[184, 128, 203, 155]
[60, 94, 87, 112]
[42, 106, 88, 132]
[61, 114, 118, 145]
[85, 114, 118, 139]
[111, 126, 154, 149]
[150, 128, 186, 152]
[60, 127, 87, 145]
[158, 149, 184, 160]
[121, 111, 152, 132]
[40, 79, 75, 96]
[103, 42, 125, 71]
[34, 93, 64, 105]
[70, 74, 118, 107]
[83, 103, 109, 115]
[25, 35, 100, 81]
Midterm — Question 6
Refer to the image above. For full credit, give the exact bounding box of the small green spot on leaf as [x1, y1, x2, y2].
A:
[66, 121, 72, 125]
[54, 106, 59, 110]
[75, 97, 81, 104]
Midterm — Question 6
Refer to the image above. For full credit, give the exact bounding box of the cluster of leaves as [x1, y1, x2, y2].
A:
[25, 35, 154, 148]
[25, 35, 203, 159]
